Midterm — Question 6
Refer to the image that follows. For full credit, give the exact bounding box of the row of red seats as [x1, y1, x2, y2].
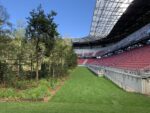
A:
[77, 59, 86, 65]
[85, 45, 150, 70]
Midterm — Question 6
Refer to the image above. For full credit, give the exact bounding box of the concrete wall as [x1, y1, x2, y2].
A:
[104, 69, 142, 93]
[142, 79, 150, 94]
[87, 65, 150, 95]
[88, 66, 103, 77]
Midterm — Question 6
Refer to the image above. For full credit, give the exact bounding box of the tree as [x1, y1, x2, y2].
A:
[45, 38, 77, 78]
[26, 5, 58, 81]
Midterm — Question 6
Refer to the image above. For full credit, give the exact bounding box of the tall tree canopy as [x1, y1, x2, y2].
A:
[26, 5, 59, 81]
[0, 4, 77, 86]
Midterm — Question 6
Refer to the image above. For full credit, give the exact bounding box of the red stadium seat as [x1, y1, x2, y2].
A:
[85, 45, 150, 70]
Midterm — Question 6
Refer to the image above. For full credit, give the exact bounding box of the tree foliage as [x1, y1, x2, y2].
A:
[0, 4, 77, 86]
[26, 5, 59, 81]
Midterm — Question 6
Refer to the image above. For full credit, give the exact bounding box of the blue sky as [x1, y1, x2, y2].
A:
[0, 0, 95, 38]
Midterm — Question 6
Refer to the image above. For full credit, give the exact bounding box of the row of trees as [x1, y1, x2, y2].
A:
[0, 5, 77, 86]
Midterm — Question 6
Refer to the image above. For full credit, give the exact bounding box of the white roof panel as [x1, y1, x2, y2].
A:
[72, 0, 134, 43]
[89, 0, 134, 40]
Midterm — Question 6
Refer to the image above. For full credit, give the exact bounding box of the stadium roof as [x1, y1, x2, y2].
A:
[73, 0, 134, 43]
[90, 0, 134, 38]
[73, 0, 150, 46]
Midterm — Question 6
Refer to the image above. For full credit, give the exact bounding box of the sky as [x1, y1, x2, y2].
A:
[0, 0, 95, 38]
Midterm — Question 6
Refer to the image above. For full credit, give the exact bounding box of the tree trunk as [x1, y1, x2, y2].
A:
[48, 59, 51, 77]
[17, 59, 20, 77]
[52, 67, 55, 78]
[30, 54, 33, 77]
[36, 58, 39, 81]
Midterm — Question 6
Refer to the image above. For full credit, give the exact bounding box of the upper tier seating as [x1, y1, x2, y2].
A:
[95, 51, 105, 56]
[84, 52, 94, 57]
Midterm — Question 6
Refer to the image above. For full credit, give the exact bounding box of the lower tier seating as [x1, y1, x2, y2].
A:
[81, 45, 150, 70]
[77, 59, 87, 65]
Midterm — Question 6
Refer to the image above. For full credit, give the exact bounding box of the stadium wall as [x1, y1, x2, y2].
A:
[87, 65, 150, 95]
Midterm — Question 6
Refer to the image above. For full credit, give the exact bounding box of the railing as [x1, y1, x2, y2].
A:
[86, 64, 150, 78]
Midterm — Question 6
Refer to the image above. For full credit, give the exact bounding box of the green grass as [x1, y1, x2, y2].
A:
[1, 67, 150, 113]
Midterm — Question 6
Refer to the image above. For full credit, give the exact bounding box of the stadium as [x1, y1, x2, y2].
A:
[0, 0, 150, 113]
[73, 0, 150, 95]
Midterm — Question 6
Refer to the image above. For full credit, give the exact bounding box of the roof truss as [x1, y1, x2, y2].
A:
[89, 0, 134, 39]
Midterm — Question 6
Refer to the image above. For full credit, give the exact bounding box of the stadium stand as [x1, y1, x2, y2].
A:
[77, 59, 88, 65]
[77, 59, 85, 65]
[95, 50, 105, 57]
[73, 0, 150, 95]
[85, 45, 150, 70]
